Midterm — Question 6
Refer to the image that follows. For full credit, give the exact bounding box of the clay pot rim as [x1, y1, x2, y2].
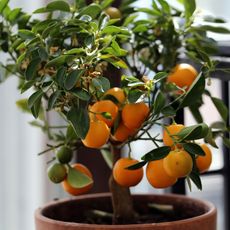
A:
[35, 193, 216, 228]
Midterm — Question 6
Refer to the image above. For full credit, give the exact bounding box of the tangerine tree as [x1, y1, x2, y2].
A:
[0, 0, 230, 225]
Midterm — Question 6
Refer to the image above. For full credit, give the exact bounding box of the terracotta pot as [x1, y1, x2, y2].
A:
[35, 193, 216, 230]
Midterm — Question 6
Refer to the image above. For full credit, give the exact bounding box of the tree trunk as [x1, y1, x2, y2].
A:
[109, 145, 138, 224]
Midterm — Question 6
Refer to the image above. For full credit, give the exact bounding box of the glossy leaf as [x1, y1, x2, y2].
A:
[141, 146, 171, 161]
[28, 90, 44, 109]
[64, 69, 84, 90]
[25, 58, 41, 81]
[72, 88, 90, 101]
[154, 91, 166, 114]
[67, 107, 90, 139]
[126, 161, 147, 170]
[100, 149, 113, 169]
[0, 0, 9, 14]
[211, 97, 228, 121]
[183, 143, 205, 156]
[179, 73, 205, 109]
[177, 123, 209, 141]
[99, 54, 128, 69]
[128, 89, 143, 103]
[67, 166, 92, 188]
[48, 90, 61, 110]
[46, 1, 70, 12]
[79, 3, 101, 19]
[189, 170, 202, 190]
[183, 0, 196, 23]
[56, 66, 67, 88]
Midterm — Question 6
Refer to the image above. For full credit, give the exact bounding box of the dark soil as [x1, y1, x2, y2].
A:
[42, 194, 207, 225]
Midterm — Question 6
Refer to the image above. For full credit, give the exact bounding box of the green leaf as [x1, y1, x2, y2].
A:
[64, 69, 85, 90]
[92, 77, 110, 93]
[210, 121, 226, 130]
[16, 99, 30, 113]
[177, 123, 209, 141]
[211, 97, 228, 121]
[223, 137, 230, 148]
[100, 149, 113, 169]
[72, 88, 90, 101]
[102, 26, 130, 35]
[189, 171, 202, 190]
[45, 55, 75, 68]
[204, 128, 218, 148]
[179, 73, 205, 109]
[161, 106, 176, 116]
[101, 0, 114, 9]
[67, 166, 93, 189]
[28, 90, 44, 109]
[0, 0, 9, 14]
[183, 0, 196, 23]
[154, 91, 166, 114]
[99, 54, 128, 69]
[158, 0, 170, 13]
[65, 48, 85, 55]
[154, 72, 168, 82]
[46, 1, 70, 12]
[79, 3, 101, 19]
[18, 29, 36, 40]
[67, 107, 90, 139]
[183, 143, 205, 156]
[193, 25, 230, 34]
[25, 58, 41, 81]
[126, 161, 147, 170]
[56, 66, 67, 88]
[141, 146, 171, 161]
[48, 90, 61, 110]
[189, 105, 203, 123]
[128, 89, 143, 103]
[8, 8, 21, 23]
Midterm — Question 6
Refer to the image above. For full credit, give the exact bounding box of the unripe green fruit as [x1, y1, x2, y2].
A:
[56, 146, 73, 164]
[47, 163, 67, 183]
[105, 7, 122, 19]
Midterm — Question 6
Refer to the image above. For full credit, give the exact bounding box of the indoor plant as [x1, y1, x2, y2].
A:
[0, 0, 229, 229]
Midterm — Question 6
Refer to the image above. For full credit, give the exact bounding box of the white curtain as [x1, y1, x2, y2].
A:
[0, 1, 48, 230]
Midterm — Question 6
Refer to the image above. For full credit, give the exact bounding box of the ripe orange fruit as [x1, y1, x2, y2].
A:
[104, 87, 126, 104]
[62, 163, 93, 196]
[112, 122, 136, 142]
[146, 159, 177, 188]
[163, 149, 193, 178]
[90, 100, 118, 127]
[163, 124, 184, 147]
[122, 102, 149, 130]
[196, 144, 212, 173]
[167, 63, 198, 91]
[105, 7, 122, 19]
[113, 158, 143, 187]
[82, 120, 110, 149]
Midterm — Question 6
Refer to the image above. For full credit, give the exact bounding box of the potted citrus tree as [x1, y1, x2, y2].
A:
[0, 0, 229, 229]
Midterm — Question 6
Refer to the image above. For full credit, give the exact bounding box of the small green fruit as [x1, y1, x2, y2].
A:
[47, 163, 67, 183]
[56, 146, 73, 164]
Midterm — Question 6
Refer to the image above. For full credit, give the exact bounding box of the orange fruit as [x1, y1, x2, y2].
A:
[82, 120, 110, 148]
[146, 159, 177, 188]
[90, 100, 118, 127]
[112, 122, 136, 142]
[163, 149, 193, 178]
[167, 63, 198, 91]
[105, 7, 122, 19]
[122, 102, 149, 130]
[113, 158, 143, 187]
[196, 144, 212, 173]
[163, 124, 184, 147]
[62, 163, 93, 196]
[104, 87, 126, 104]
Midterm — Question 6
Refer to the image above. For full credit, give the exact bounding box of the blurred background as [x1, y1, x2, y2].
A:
[0, 0, 230, 230]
